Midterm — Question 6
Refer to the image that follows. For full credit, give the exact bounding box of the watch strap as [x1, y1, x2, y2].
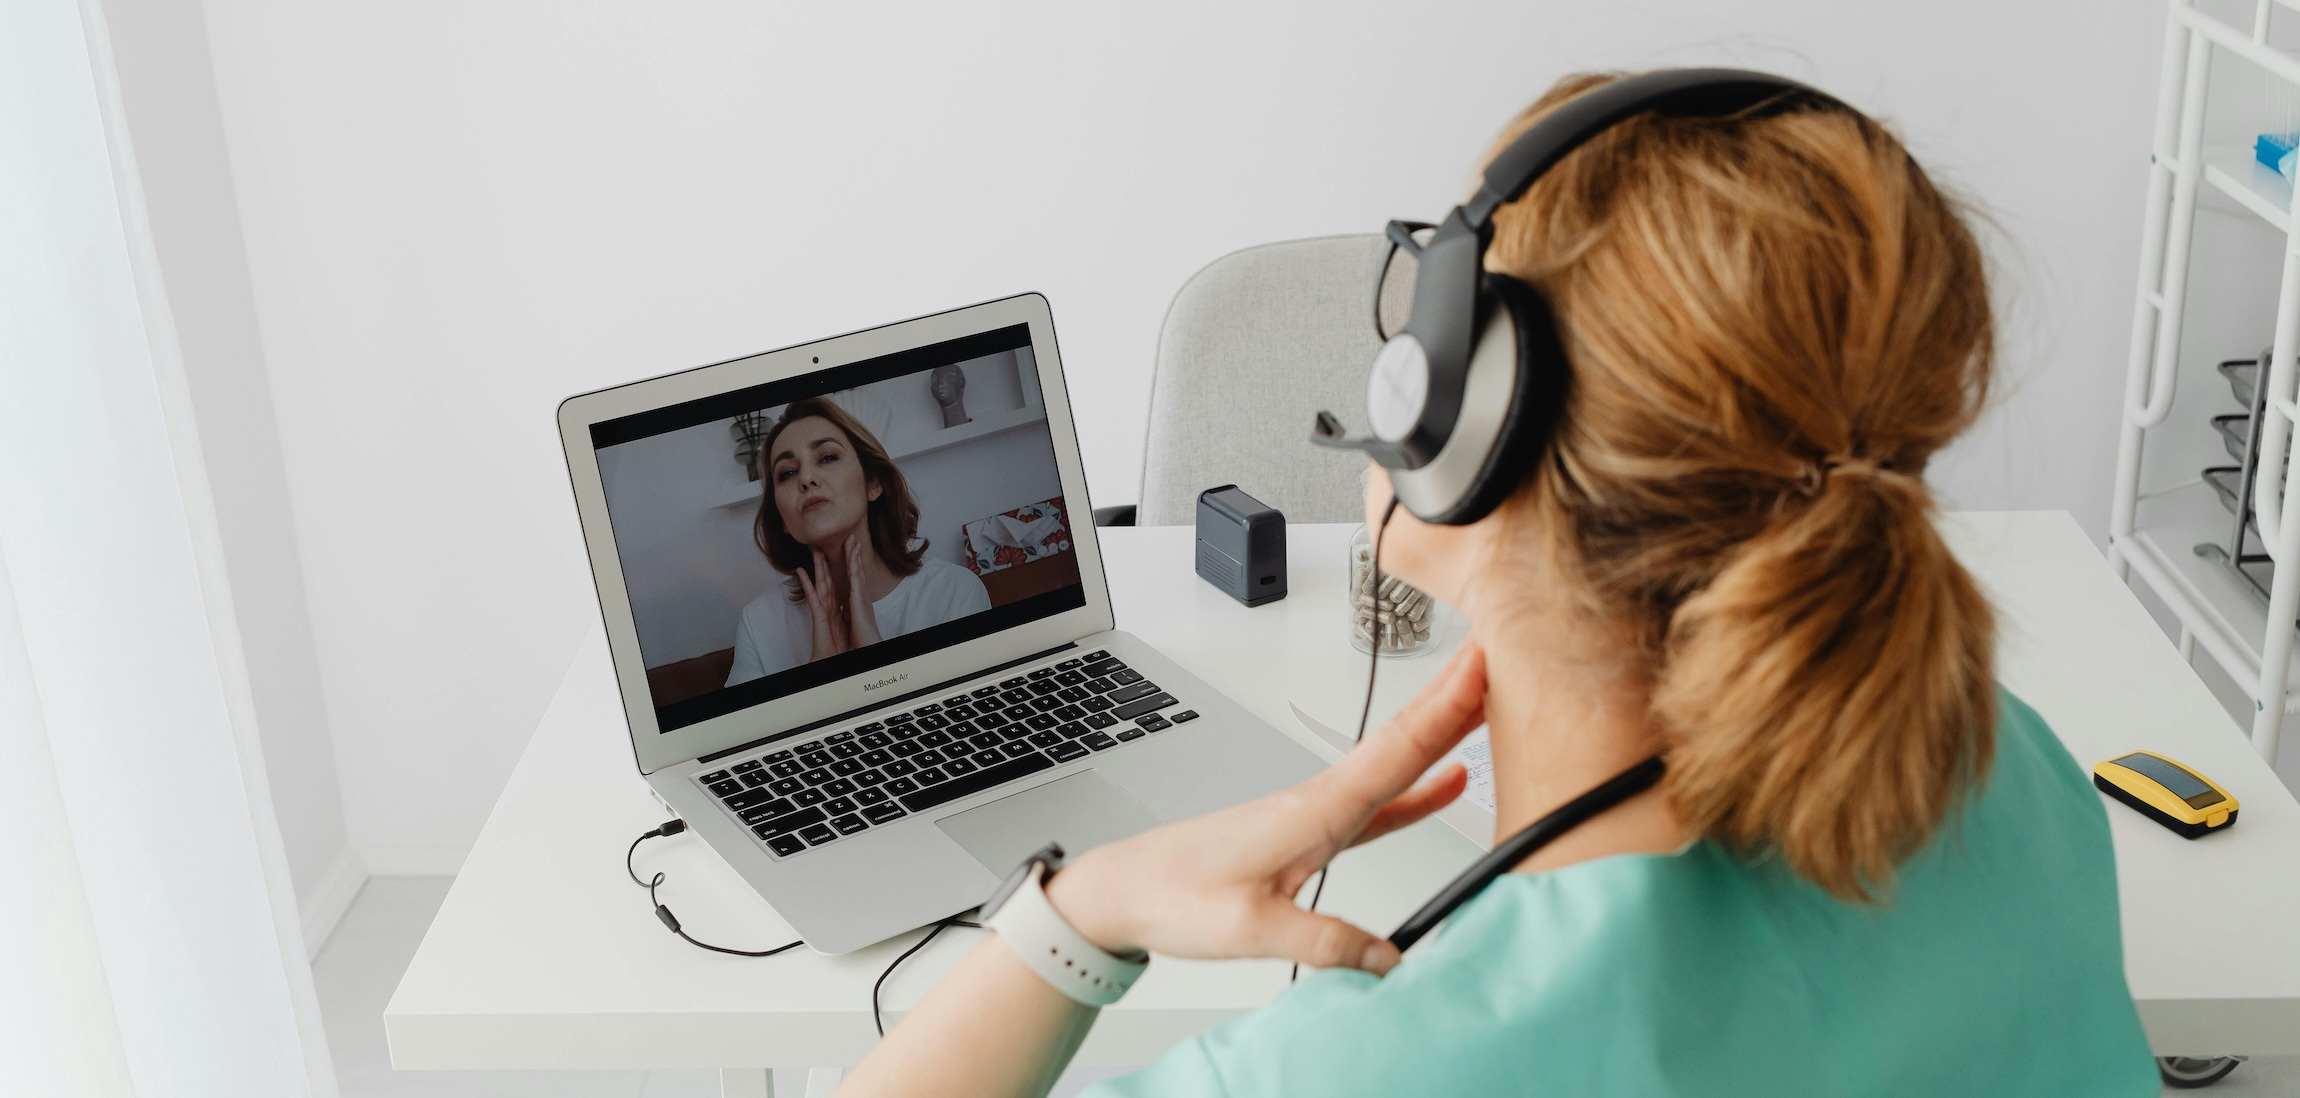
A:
[988, 864, 1147, 1007]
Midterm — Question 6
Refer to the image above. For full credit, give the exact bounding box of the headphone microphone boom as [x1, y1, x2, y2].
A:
[1311, 68, 1844, 526]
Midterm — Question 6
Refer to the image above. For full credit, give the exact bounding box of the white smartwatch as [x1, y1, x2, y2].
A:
[981, 843, 1148, 1007]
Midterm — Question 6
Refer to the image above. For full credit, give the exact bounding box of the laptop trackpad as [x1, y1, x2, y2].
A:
[937, 771, 1164, 875]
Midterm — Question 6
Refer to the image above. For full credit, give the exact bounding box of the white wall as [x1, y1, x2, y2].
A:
[101, 0, 356, 949]
[192, 0, 2166, 867]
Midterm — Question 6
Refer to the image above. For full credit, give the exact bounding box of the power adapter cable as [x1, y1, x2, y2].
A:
[626, 818, 984, 1034]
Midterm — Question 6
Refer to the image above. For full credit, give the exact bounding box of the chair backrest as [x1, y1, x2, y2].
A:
[1138, 234, 1408, 526]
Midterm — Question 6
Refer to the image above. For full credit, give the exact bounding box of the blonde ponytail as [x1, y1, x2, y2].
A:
[1483, 75, 1998, 901]
[1653, 466, 1993, 900]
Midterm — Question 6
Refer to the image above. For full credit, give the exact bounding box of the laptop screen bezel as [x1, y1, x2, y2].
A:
[557, 293, 1115, 776]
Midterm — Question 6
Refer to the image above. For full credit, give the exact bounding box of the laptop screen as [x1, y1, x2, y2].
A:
[589, 324, 1085, 733]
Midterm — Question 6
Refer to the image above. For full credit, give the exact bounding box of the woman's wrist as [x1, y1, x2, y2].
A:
[1041, 849, 1142, 958]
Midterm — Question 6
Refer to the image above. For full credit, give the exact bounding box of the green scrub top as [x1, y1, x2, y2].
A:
[1087, 689, 2156, 1097]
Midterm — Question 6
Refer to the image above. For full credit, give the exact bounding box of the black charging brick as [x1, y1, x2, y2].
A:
[1195, 485, 1286, 607]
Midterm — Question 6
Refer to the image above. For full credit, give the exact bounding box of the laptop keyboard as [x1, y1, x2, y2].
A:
[692, 650, 1199, 859]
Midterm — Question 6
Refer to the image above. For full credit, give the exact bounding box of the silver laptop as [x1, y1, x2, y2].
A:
[558, 293, 1324, 953]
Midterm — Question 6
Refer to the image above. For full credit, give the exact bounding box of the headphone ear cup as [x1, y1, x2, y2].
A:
[1432, 275, 1568, 526]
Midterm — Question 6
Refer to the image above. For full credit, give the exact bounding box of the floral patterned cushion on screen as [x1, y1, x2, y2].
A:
[963, 496, 1073, 575]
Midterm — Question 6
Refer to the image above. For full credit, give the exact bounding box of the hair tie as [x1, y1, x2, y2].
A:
[1792, 453, 1890, 498]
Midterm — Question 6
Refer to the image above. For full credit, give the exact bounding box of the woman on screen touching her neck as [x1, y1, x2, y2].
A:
[834, 71, 2155, 1096]
[724, 397, 989, 686]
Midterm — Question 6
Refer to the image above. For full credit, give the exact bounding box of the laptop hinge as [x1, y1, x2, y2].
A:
[696, 642, 1079, 765]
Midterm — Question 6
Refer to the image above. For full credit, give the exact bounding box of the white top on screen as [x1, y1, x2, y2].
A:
[725, 558, 992, 686]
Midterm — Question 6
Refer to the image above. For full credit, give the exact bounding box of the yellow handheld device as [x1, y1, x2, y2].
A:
[2093, 751, 2238, 839]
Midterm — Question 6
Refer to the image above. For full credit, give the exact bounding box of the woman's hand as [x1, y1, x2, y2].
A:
[1044, 643, 1486, 976]
[845, 534, 884, 648]
[796, 547, 850, 662]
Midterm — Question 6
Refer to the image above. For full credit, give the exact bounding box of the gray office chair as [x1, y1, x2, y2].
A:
[1097, 233, 1414, 527]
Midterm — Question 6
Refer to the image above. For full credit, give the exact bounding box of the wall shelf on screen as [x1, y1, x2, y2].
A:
[709, 402, 1050, 510]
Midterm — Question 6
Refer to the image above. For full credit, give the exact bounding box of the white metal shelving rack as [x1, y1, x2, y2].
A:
[2111, 0, 2300, 766]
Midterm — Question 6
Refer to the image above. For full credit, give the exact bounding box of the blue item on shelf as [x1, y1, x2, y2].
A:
[2257, 132, 2298, 179]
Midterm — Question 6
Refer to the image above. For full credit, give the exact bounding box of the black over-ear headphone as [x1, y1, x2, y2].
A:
[1311, 68, 1847, 526]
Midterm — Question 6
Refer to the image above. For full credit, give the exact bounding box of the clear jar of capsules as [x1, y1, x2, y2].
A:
[1347, 522, 1437, 658]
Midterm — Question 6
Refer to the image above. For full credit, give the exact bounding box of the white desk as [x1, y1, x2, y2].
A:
[388, 514, 2300, 1094]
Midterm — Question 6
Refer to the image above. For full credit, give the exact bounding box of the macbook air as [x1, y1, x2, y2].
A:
[558, 293, 1326, 953]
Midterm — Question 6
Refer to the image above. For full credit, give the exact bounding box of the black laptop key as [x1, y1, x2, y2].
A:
[972, 685, 1002, 699]
[890, 721, 923, 740]
[700, 770, 732, 783]
[1028, 729, 1064, 748]
[826, 730, 856, 744]
[971, 748, 1004, 767]
[1055, 670, 1086, 686]
[1082, 732, 1119, 751]
[708, 779, 744, 797]
[864, 802, 908, 825]
[1106, 680, 1160, 705]
[793, 787, 827, 806]
[885, 777, 919, 796]
[1111, 668, 1144, 686]
[917, 767, 949, 786]
[1028, 667, 1057, 680]
[854, 768, 885, 787]
[799, 823, 837, 846]
[722, 788, 775, 809]
[913, 748, 946, 767]
[751, 806, 827, 839]
[824, 796, 858, 815]
[1111, 693, 1179, 721]
[1171, 710, 1200, 723]
[916, 703, 942, 715]
[967, 731, 1001, 750]
[1115, 727, 1146, 742]
[1084, 649, 1109, 660]
[887, 712, 916, 725]
[949, 721, 981, 739]
[1022, 713, 1057, 731]
[740, 797, 797, 822]
[852, 723, 882, 736]
[830, 758, 864, 776]
[919, 730, 954, 748]
[944, 757, 978, 777]
[946, 704, 977, 720]
[1000, 725, 1035, 743]
[860, 732, 892, 749]
[1029, 696, 1063, 714]
[976, 712, 1008, 730]
[1057, 658, 1083, 670]
[1054, 705, 1087, 721]
[897, 752, 1055, 813]
[830, 742, 863, 759]
[1082, 696, 1114, 713]
[1136, 714, 1170, 732]
[732, 760, 764, 773]
[1000, 676, 1028, 689]
[1028, 681, 1060, 698]
[1047, 740, 1089, 763]
[889, 740, 922, 758]
[767, 834, 807, 857]
[769, 777, 806, 796]
[800, 767, 832, 785]
[822, 778, 858, 797]
[999, 689, 1032, 708]
[832, 813, 870, 836]
[855, 786, 888, 805]
[1000, 740, 1035, 759]
[1050, 720, 1084, 738]
[765, 748, 795, 761]
[1057, 686, 1090, 703]
[944, 694, 972, 707]
[1085, 678, 1117, 695]
[799, 750, 832, 768]
[860, 749, 893, 767]
[741, 772, 773, 787]
[769, 760, 804, 778]
[1084, 712, 1118, 729]
[917, 715, 950, 731]
[883, 759, 916, 777]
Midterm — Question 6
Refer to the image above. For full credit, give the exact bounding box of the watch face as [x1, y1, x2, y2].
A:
[980, 841, 1065, 920]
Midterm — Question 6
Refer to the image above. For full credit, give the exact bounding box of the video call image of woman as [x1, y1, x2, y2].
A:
[725, 396, 990, 686]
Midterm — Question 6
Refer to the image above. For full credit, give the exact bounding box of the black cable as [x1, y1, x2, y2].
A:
[627, 819, 805, 957]
[871, 917, 986, 1037]
[627, 819, 986, 1031]
[1295, 494, 1402, 982]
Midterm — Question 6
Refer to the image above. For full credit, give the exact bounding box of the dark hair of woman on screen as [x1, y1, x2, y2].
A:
[835, 73, 2156, 1096]
[723, 397, 988, 686]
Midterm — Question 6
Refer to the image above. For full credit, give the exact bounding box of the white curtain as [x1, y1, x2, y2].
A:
[0, 0, 336, 1094]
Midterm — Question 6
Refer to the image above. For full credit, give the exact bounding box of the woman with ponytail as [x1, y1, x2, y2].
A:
[839, 73, 2156, 1096]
